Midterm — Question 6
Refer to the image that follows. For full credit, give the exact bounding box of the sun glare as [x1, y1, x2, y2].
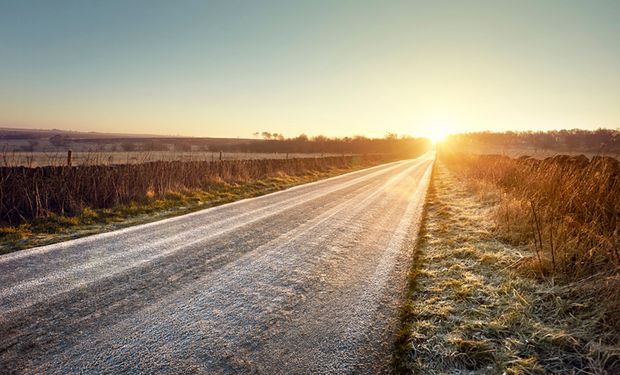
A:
[428, 130, 449, 144]
[420, 119, 455, 144]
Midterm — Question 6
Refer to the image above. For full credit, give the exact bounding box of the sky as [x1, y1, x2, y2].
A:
[1, 1, 619, 139]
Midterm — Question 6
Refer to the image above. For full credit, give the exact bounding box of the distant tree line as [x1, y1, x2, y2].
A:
[447, 128, 619, 152]
[1, 129, 430, 156]
[221, 133, 431, 156]
[253, 131, 285, 140]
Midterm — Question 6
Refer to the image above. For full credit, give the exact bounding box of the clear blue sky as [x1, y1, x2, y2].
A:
[1, 1, 618, 138]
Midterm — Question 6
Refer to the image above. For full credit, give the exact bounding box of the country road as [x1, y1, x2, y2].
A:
[0, 153, 434, 374]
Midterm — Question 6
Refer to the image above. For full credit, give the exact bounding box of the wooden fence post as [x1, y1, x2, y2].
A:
[67, 150, 72, 166]
[219, 151, 222, 161]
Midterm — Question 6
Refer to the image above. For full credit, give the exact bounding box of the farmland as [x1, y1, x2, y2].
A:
[2, 1, 619, 372]
[0, 127, 427, 166]
[444, 129, 620, 159]
[2, 150, 348, 167]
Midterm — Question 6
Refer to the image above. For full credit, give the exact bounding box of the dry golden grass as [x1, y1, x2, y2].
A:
[438, 149, 619, 281]
[394, 162, 619, 374]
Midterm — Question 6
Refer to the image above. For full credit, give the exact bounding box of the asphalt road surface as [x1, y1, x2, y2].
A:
[0, 153, 434, 374]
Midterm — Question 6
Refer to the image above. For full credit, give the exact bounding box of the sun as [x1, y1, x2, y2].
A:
[427, 130, 449, 144]
[421, 121, 454, 144]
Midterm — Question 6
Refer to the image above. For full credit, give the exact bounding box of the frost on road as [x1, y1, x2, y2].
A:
[0, 153, 434, 374]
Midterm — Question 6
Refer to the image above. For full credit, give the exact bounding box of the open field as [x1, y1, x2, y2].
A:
[446, 144, 620, 159]
[0, 155, 433, 373]
[444, 129, 620, 159]
[0, 128, 348, 166]
[3, 0, 619, 372]
[394, 161, 619, 374]
[1, 151, 349, 167]
[0, 127, 431, 165]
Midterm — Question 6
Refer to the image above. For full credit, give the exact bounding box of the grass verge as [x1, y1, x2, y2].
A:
[0, 159, 385, 254]
[393, 162, 619, 374]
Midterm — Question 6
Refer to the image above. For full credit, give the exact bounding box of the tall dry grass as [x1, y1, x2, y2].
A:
[439, 150, 619, 281]
[395, 162, 620, 374]
[0, 154, 395, 225]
